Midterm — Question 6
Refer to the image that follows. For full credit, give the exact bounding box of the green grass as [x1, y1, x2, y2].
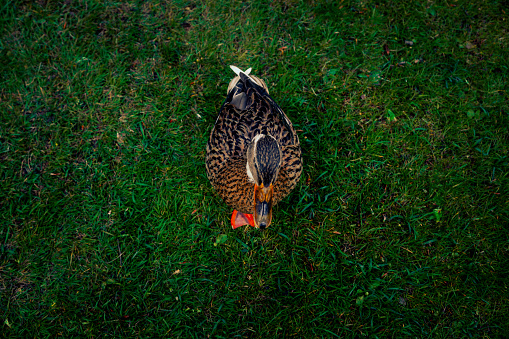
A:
[1, 0, 508, 337]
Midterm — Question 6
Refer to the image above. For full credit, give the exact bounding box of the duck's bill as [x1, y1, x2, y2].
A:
[253, 184, 273, 230]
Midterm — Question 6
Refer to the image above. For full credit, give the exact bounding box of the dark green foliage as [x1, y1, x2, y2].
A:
[1, 0, 508, 337]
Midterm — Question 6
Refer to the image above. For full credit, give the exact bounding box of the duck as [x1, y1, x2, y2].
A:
[206, 66, 302, 230]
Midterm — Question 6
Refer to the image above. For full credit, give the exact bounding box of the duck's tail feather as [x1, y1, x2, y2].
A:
[227, 65, 269, 96]
[230, 65, 252, 76]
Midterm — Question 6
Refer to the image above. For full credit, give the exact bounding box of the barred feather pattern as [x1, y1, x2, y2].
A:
[206, 72, 302, 214]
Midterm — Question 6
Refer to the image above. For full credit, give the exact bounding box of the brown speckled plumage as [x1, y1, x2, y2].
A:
[206, 68, 302, 215]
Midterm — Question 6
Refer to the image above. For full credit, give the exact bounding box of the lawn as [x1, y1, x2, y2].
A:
[1, 0, 508, 337]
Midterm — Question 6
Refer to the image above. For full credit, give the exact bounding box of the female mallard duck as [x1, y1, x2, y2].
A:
[206, 66, 302, 229]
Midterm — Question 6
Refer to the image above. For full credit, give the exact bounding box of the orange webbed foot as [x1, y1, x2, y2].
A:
[231, 210, 255, 229]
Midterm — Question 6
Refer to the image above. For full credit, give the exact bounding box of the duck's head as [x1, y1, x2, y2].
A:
[246, 134, 282, 230]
